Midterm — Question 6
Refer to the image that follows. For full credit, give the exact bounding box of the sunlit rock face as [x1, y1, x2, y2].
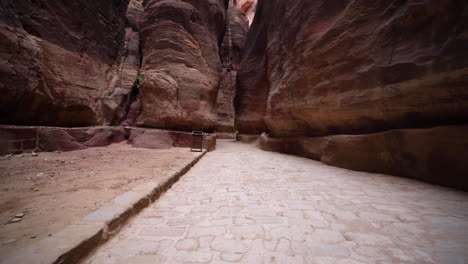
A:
[216, 6, 249, 134]
[136, 0, 228, 132]
[0, 0, 130, 126]
[232, 0, 257, 25]
[236, 0, 468, 190]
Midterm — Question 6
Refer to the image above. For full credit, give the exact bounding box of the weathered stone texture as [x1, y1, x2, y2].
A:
[38, 127, 126, 152]
[236, 0, 468, 137]
[258, 126, 468, 191]
[236, 0, 468, 188]
[135, 0, 228, 132]
[216, 7, 249, 133]
[233, 0, 257, 25]
[0, 0, 131, 126]
[125, 127, 217, 151]
[103, 0, 143, 125]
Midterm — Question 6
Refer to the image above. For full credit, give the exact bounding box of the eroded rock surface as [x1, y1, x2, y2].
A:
[236, 0, 468, 188]
[236, 0, 468, 137]
[216, 7, 249, 134]
[259, 126, 468, 191]
[0, 0, 131, 126]
[103, 0, 144, 125]
[233, 0, 257, 25]
[136, 0, 228, 132]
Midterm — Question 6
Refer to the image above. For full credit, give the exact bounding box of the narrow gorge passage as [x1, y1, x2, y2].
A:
[86, 140, 468, 264]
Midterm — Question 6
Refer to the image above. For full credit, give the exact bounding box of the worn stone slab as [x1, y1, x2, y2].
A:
[86, 140, 468, 264]
[82, 204, 130, 223]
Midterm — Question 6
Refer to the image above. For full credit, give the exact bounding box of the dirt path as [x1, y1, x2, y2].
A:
[0, 143, 201, 257]
[85, 140, 468, 264]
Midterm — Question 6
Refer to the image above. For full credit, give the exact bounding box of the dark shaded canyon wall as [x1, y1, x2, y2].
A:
[103, 0, 143, 125]
[135, 0, 228, 132]
[0, 0, 133, 126]
[236, 0, 468, 189]
[216, 7, 249, 134]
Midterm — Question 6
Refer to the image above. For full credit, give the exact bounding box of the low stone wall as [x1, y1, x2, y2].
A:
[124, 127, 216, 151]
[0, 126, 38, 154]
[258, 125, 468, 191]
[0, 126, 216, 154]
[236, 134, 259, 143]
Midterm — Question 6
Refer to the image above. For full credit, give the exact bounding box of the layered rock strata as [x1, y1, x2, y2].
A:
[237, 0, 468, 137]
[216, 7, 249, 135]
[135, 0, 228, 132]
[0, 0, 132, 126]
[102, 0, 144, 125]
[236, 0, 468, 189]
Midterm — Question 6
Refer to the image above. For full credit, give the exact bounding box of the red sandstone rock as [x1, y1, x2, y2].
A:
[135, 0, 228, 132]
[238, 0, 468, 189]
[258, 125, 468, 191]
[38, 127, 125, 152]
[102, 1, 143, 125]
[233, 0, 257, 25]
[216, 7, 249, 134]
[126, 129, 174, 149]
[236, 0, 468, 137]
[121, 98, 142, 127]
[0, 0, 131, 126]
[39, 129, 87, 152]
[125, 127, 216, 151]
[127, 0, 144, 29]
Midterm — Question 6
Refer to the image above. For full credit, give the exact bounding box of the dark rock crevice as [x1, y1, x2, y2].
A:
[216, 5, 249, 136]
[102, 0, 144, 126]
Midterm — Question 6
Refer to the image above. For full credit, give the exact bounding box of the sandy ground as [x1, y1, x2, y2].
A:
[0, 142, 201, 257]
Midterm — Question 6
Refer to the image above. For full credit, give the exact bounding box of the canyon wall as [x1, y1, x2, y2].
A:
[0, 0, 132, 126]
[236, 0, 468, 189]
[135, 0, 228, 132]
[0, 0, 230, 134]
[233, 0, 257, 25]
[216, 6, 249, 135]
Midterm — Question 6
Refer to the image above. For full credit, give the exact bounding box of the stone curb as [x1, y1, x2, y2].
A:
[1, 150, 208, 264]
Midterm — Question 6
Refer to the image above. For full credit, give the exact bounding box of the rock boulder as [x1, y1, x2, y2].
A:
[136, 0, 228, 132]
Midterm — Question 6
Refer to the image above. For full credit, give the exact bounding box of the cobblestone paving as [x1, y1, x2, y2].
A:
[87, 140, 468, 264]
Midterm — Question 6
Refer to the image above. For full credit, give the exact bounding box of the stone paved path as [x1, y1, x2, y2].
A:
[86, 140, 468, 264]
